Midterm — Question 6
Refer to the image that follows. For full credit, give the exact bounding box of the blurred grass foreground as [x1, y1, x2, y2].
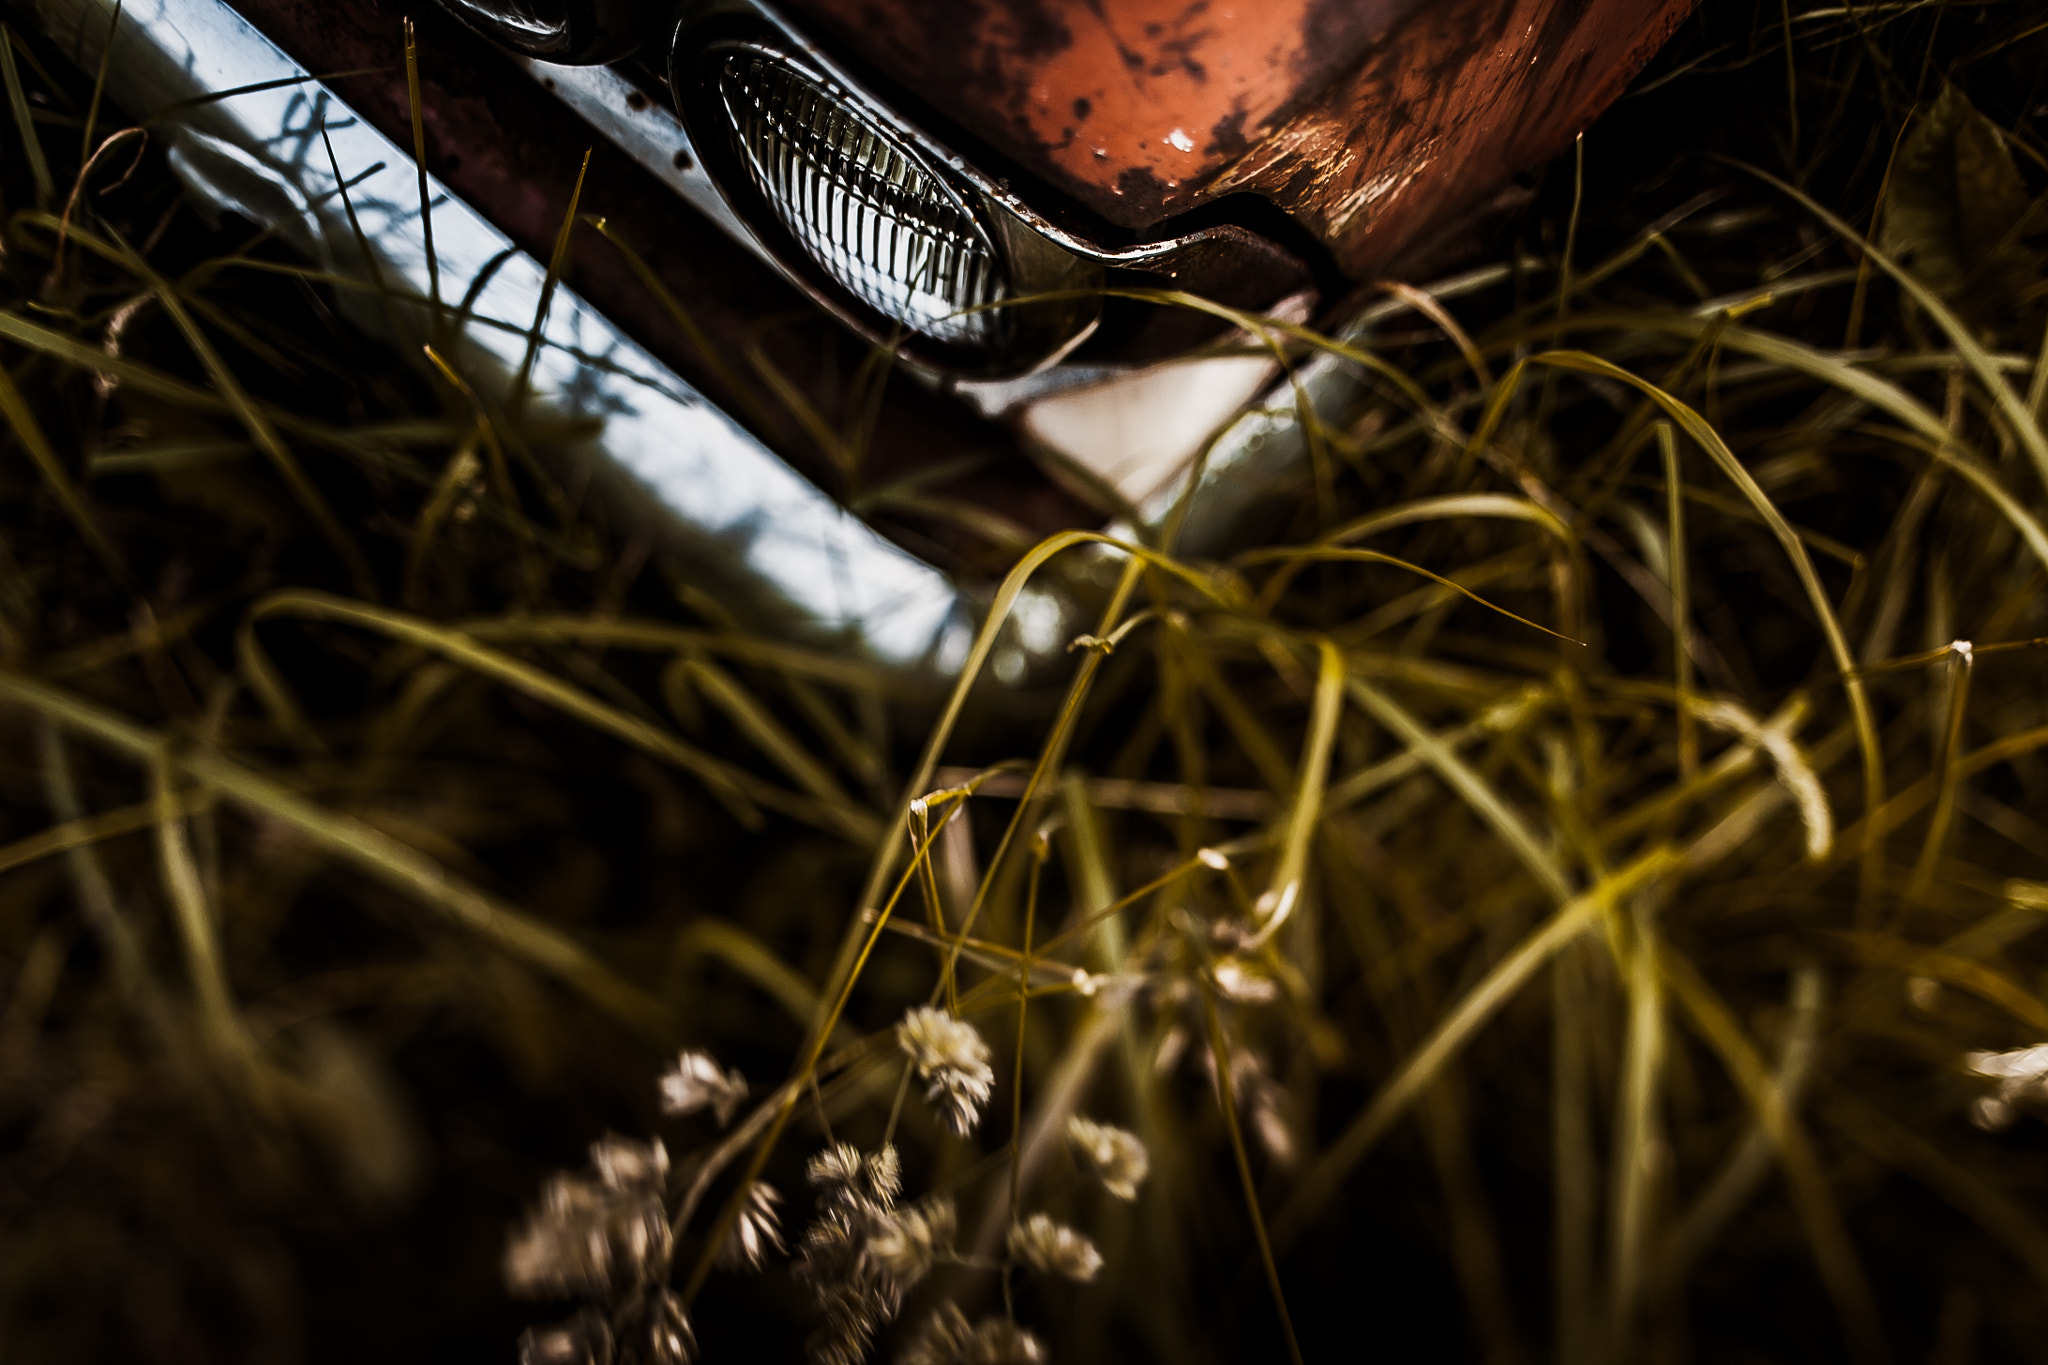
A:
[2, 0, 2048, 1362]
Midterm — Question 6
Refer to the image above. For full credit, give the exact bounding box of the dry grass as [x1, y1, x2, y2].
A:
[1, 0, 2047, 1362]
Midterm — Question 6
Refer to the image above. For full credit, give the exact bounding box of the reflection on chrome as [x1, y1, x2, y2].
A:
[718, 48, 1008, 353]
[27, 0, 972, 670]
[457, 0, 568, 40]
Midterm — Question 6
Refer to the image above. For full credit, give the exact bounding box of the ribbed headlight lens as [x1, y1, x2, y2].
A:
[715, 49, 1011, 353]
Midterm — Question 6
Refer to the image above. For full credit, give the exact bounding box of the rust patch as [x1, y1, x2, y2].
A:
[1204, 100, 1250, 159]
[783, 0, 1694, 270]
[785, 0, 1418, 224]
[1205, 0, 1701, 279]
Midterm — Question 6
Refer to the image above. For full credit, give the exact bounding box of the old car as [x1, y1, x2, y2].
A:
[415, 0, 1697, 553]
[438, 0, 1693, 376]
[24, 0, 1693, 671]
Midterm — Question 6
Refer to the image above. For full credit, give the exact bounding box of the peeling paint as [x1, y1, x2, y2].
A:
[780, 0, 1695, 277]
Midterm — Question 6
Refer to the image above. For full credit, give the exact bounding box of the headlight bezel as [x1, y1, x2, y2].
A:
[671, 17, 1106, 378]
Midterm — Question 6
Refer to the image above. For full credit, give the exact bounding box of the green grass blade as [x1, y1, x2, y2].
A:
[1274, 846, 1679, 1247]
[104, 229, 377, 597]
[0, 672, 669, 1036]
[0, 360, 130, 586]
[511, 147, 589, 415]
[1659, 947, 1889, 1365]
[1, 26, 55, 208]
[1742, 162, 2048, 501]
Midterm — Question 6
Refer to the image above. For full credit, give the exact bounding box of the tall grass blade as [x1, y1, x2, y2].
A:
[0, 361, 131, 586]
[1199, 979, 1306, 1365]
[1659, 948, 1889, 1365]
[511, 147, 590, 414]
[1275, 846, 1678, 1246]
[1, 26, 54, 208]
[402, 19, 439, 323]
[0, 672, 669, 1034]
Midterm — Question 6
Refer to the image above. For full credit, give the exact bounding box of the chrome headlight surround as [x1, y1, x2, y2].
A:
[672, 23, 1104, 379]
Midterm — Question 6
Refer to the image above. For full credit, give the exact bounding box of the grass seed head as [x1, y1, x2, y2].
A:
[589, 1134, 669, 1193]
[518, 1307, 615, 1365]
[657, 1050, 750, 1126]
[1065, 1115, 1149, 1201]
[863, 1145, 902, 1205]
[715, 1179, 786, 1271]
[795, 1152, 925, 1365]
[862, 1197, 956, 1288]
[637, 1288, 698, 1365]
[899, 1302, 1047, 1365]
[807, 1141, 901, 1212]
[504, 1167, 671, 1299]
[1006, 1212, 1102, 1283]
[1965, 1043, 2048, 1124]
[896, 1007, 995, 1136]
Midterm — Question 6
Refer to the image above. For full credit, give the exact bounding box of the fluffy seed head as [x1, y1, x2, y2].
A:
[1966, 1043, 2048, 1084]
[899, 1302, 1047, 1365]
[795, 1210, 887, 1365]
[1964, 1044, 2048, 1128]
[1066, 1115, 1149, 1200]
[1007, 1212, 1102, 1283]
[658, 1050, 749, 1126]
[518, 1309, 614, 1365]
[808, 1142, 864, 1192]
[715, 1179, 786, 1271]
[796, 1144, 917, 1365]
[589, 1134, 669, 1194]
[862, 1198, 956, 1289]
[638, 1288, 697, 1365]
[807, 1141, 901, 1212]
[863, 1145, 902, 1204]
[1974, 1094, 2018, 1131]
[897, 1007, 995, 1136]
[504, 1170, 670, 1299]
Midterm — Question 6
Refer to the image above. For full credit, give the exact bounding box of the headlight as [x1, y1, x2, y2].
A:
[678, 34, 1100, 376]
[719, 50, 1008, 352]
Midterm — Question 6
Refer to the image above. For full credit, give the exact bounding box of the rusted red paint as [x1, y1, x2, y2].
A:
[785, 0, 1418, 222]
[783, 0, 1694, 274]
[1209, 0, 1700, 279]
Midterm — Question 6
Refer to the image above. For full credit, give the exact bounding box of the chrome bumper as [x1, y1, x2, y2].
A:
[25, 0, 996, 672]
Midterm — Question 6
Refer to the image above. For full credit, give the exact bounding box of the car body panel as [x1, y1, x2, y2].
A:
[779, 0, 1420, 223]
[781, 0, 1695, 272]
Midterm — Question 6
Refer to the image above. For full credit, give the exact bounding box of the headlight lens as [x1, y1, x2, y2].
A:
[717, 50, 1010, 353]
[679, 33, 1101, 375]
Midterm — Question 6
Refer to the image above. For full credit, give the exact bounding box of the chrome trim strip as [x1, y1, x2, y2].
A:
[23, 0, 980, 671]
[509, 57, 758, 249]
